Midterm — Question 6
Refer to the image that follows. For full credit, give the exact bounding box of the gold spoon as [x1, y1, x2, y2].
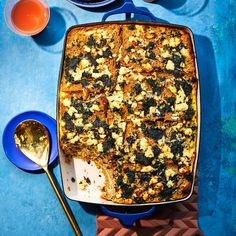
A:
[14, 120, 82, 236]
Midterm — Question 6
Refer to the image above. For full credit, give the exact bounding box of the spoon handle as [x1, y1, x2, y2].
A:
[45, 168, 82, 236]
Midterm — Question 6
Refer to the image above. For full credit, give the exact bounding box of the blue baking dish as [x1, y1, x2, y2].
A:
[57, 0, 200, 227]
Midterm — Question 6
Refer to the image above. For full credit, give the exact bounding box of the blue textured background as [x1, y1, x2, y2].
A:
[0, 0, 236, 235]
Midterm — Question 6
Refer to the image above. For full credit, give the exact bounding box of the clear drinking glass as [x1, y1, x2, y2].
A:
[4, 0, 50, 36]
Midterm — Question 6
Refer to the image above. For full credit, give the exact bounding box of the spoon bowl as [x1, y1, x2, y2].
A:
[14, 120, 50, 169]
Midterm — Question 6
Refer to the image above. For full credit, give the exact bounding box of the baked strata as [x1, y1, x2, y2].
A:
[58, 23, 198, 204]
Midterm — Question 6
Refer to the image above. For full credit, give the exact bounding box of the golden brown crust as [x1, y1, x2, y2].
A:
[58, 23, 198, 204]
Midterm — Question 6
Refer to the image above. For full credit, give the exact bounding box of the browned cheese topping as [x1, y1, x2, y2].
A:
[59, 23, 198, 204]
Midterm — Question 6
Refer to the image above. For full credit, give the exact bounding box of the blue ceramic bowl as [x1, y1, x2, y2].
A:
[2, 111, 58, 171]
[66, 0, 117, 8]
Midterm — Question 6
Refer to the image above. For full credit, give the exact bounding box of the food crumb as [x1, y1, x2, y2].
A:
[79, 180, 88, 190]
[84, 176, 91, 185]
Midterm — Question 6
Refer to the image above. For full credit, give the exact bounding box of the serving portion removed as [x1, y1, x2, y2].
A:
[58, 23, 199, 205]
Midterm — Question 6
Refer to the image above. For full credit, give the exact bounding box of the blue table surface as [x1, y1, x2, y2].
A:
[0, 0, 236, 235]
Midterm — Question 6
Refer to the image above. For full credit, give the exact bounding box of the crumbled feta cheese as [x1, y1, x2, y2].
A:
[128, 36, 137, 42]
[83, 45, 91, 52]
[176, 88, 186, 104]
[137, 49, 145, 56]
[171, 114, 179, 120]
[62, 98, 71, 107]
[97, 143, 103, 152]
[141, 166, 154, 173]
[136, 25, 144, 32]
[140, 138, 148, 150]
[74, 113, 83, 118]
[169, 37, 181, 47]
[107, 91, 124, 109]
[112, 132, 119, 140]
[161, 51, 171, 58]
[117, 75, 124, 83]
[80, 59, 90, 69]
[165, 169, 176, 180]
[167, 180, 174, 188]
[69, 68, 82, 81]
[67, 132, 75, 139]
[74, 118, 83, 126]
[119, 67, 129, 75]
[180, 48, 189, 57]
[175, 103, 188, 111]
[118, 122, 126, 132]
[90, 104, 100, 112]
[180, 62, 185, 68]
[183, 148, 194, 158]
[84, 123, 92, 130]
[124, 146, 129, 153]
[131, 102, 137, 109]
[184, 128, 192, 136]
[162, 39, 169, 45]
[68, 106, 77, 116]
[115, 84, 122, 91]
[139, 111, 144, 117]
[145, 146, 154, 158]
[98, 127, 104, 134]
[116, 137, 123, 146]
[162, 144, 174, 159]
[129, 155, 136, 163]
[86, 138, 98, 146]
[78, 180, 88, 190]
[149, 106, 156, 115]
[133, 118, 141, 126]
[149, 177, 158, 185]
[166, 60, 175, 70]
[136, 73, 144, 81]
[96, 58, 105, 64]
[69, 135, 79, 144]
[135, 93, 144, 101]
[148, 188, 155, 195]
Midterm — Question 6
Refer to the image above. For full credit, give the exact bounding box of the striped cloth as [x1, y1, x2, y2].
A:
[97, 178, 203, 236]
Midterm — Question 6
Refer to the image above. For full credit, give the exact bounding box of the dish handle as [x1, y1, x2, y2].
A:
[102, 0, 156, 22]
[100, 205, 156, 227]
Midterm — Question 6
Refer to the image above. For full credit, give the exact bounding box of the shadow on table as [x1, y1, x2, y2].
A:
[81, 0, 209, 17]
[32, 7, 78, 54]
[194, 34, 222, 219]
[131, 7, 168, 23]
[78, 202, 97, 215]
[155, 0, 187, 9]
[154, 0, 209, 17]
[79, 0, 124, 12]
[33, 7, 66, 47]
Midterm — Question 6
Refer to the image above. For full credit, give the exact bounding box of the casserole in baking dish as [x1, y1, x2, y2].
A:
[57, 22, 200, 205]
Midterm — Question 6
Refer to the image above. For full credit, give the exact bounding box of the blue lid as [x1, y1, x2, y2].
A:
[2, 111, 58, 172]
[66, 0, 117, 8]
